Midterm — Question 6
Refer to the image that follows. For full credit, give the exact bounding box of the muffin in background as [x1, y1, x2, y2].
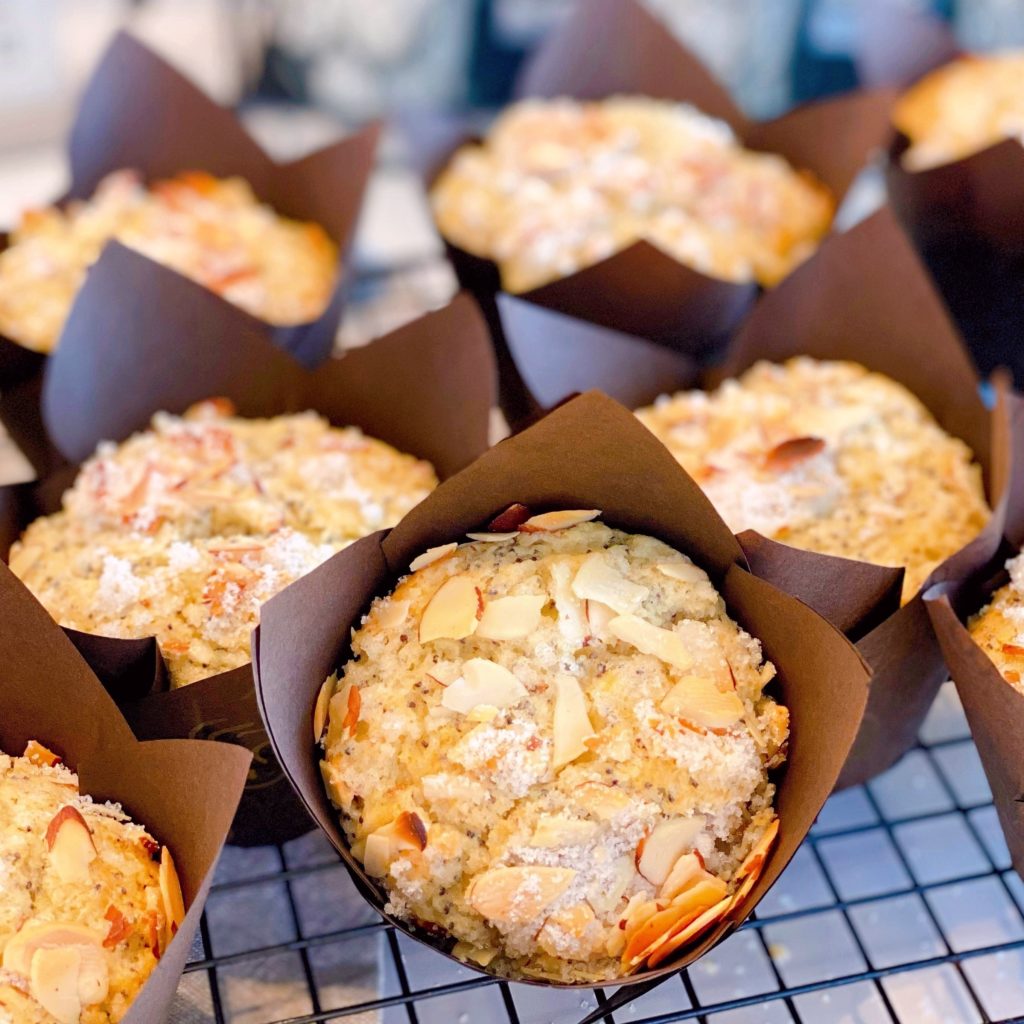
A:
[636, 357, 988, 600]
[432, 96, 834, 293]
[10, 400, 437, 687]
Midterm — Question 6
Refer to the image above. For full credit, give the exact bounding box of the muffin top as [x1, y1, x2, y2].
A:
[0, 169, 338, 353]
[893, 52, 1024, 170]
[431, 96, 833, 292]
[0, 741, 183, 1024]
[319, 511, 786, 982]
[10, 400, 437, 686]
[636, 358, 988, 600]
[968, 552, 1024, 693]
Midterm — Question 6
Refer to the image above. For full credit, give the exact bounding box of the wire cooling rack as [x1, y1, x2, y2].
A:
[165, 258, 1024, 1024]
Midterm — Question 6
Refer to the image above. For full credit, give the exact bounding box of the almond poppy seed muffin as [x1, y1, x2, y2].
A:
[432, 96, 834, 292]
[636, 358, 988, 600]
[894, 52, 1024, 171]
[0, 741, 183, 1024]
[0, 169, 338, 353]
[318, 510, 786, 982]
[9, 401, 437, 686]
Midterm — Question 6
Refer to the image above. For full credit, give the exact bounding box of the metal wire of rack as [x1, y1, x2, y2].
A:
[167, 258, 1024, 1024]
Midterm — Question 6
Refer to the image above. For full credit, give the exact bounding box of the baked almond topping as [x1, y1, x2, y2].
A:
[520, 509, 601, 533]
[320, 515, 786, 981]
[45, 806, 97, 884]
[763, 436, 826, 472]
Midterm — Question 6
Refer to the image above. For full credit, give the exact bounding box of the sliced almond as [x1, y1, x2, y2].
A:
[625, 878, 727, 967]
[441, 659, 527, 714]
[375, 598, 410, 629]
[621, 895, 658, 946]
[326, 682, 361, 748]
[410, 543, 458, 572]
[530, 815, 600, 848]
[764, 436, 825, 472]
[655, 560, 707, 584]
[576, 782, 632, 820]
[102, 906, 131, 949]
[419, 575, 480, 643]
[608, 615, 692, 670]
[537, 903, 599, 959]
[476, 595, 546, 639]
[738, 818, 779, 879]
[487, 503, 531, 532]
[30, 947, 83, 1023]
[72, 944, 108, 1007]
[467, 866, 575, 927]
[2, 923, 103, 979]
[391, 811, 428, 851]
[551, 676, 596, 769]
[637, 817, 704, 886]
[23, 740, 61, 767]
[550, 561, 587, 644]
[159, 847, 186, 949]
[363, 812, 428, 877]
[45, 807, 96, 885]
[452, 941, 499, 966]
[645, 894, 733, 968]
[571, 553, 649, 615]
[466, 532, 517, 543]
[584, 599, 617, 639]
[589, 855, 636, 916]
[621, 901, 694, 965]
[661, 676, 744, 730]
[363, 832, 392, 878]
[313, 675, 336, 743]
[520, 509, 600, 533]
[659, 851, 708, 901]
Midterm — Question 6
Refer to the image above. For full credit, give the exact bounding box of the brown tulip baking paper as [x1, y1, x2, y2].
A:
[0, 30, 380, 476]
[0, 245, 496, 845]
[0, 559, 250, 1023]
[253, 391, 874, 1010]
[415, 0, 894, 425]
[500, 206, 1010, 787]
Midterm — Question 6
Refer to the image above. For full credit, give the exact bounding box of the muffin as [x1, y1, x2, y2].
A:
[893, 52, 1024, 171]
[636, 358, 988, 599]
[317, 509, 786, 982]
[0, 169, 338, 353]
[0, 740, 184, 1024]
[9, 400, 437, 686]
[431, 96, 834, 293]
[967, 552, 1024, 691]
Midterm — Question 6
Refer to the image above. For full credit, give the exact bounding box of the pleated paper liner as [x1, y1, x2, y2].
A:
[410, 0, 895, 427]
[499, 205, 1011, 787]
[0, 29, 380, 477]
[0, 244, 497, 846]
[253, 391, 877, 1010]
[925, 387, 1024, 876]
[0, 560, 250, 1023]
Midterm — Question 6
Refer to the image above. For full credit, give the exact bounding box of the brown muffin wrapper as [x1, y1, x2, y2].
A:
[0, 248, 497, 845]
[0, 559, 250, 1023]
[253, 390, 879, 1002]
[0, 30, 380, 475]
[412, 0, 894, 427]
[500, 205, 1010, 787]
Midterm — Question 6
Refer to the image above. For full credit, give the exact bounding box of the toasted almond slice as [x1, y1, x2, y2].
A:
[23, 740, 61, 767]
[392, 811, 428, 851]
[552, 675, 596, 769]
[159, 847, 186, 949]
[72, 944, 108, 1007]
[659, 851, 707, 901]
[738, 818, 779, 879]
[550, 561, 588, 643]
[102, 906, 131, 950]
[571, 553, 649, 615]
[441, 659, 527, 714]
[476, 595, 547, 639]
[410, 543, 458, 572]
[363, 833, 392, 878]
[466, 532, 518, 543]
[584, 599, 616, 638]
[30, 947, 83, 1023]
[313, 675, 336, 743]
[488, 503, 532, 532]
[452, 941, 499, 967]
[621, 895, 658, 945]
[605, 927, 627, 958]
[589, 855, 636, 916]
[621, 901, 694, 965]
[537, 903, 600, 958]
[2, 923, 103, 978]
[531, 815, 600, 848]
[375, 598, 410, 629]
[625, 879, 727, 967]
[363, 812, 429, 877]
[661, 676, 744, 730]
[645, 894, 733, 968]
[655, 560, 708, 584]
[467, 866, 575, 927]
[608, 614, 692, 670]
[419, 575, 480, 643]
[520, 509, 600, 533]
[637, 817, 704, 886]
[45, 806, 96, 885]
[729, 864, 762, 913]
[577, 782, 632, 820]
[764, 436, 825, 472]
